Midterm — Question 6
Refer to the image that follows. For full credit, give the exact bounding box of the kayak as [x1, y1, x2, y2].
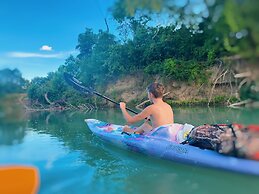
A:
[85, 119, 259, 176]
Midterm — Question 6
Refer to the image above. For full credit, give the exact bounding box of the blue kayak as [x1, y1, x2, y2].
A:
[85, 119, 259, 176]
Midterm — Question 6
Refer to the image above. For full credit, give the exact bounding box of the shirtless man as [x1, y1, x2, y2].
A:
[120, 82, 174, 134]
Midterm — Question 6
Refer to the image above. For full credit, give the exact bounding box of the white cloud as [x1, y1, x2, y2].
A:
[40, 45, 52, 51]
[6, 51, 77, 59]
[8, 52, 62, 58]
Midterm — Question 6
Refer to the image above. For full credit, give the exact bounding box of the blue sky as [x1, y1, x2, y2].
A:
[0, 0, 116, 80]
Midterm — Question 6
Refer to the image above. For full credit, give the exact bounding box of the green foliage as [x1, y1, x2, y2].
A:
[27, 77, 49, 104]
[166, 95, 238, 107]
[207, 49, 216, 65]
[27, 16, 219, 105]
[228, 96, 239, 104]
[27, 71, 88, 106]
[0, 68, 27, 96]
[166, 99, 208, 107]
[76, 28, 97, 59]
[213, 95, 228, 104]
[61, 55, 80, 76]
[29, 0, 258, 106]
[113, 0, 259, 58]
[240, 81, 259, 101]
[219, 0, 259, 57]
[145, 58, 208, 83]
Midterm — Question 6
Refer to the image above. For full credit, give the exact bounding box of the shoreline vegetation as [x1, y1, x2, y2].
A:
[1, 83, 258, 114]
[0, 92, 251, 114]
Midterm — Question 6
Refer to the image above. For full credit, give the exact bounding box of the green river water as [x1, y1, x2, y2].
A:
[0, 106, 259, 194]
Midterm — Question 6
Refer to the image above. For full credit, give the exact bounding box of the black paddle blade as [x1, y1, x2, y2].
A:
[63, 73, 139, 115]
[63, 73, 93, 95]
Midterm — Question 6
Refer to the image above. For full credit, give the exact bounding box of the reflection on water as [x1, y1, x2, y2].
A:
[0, 107, 259, 194]
[0, 105, 27, 145]
[174, 107, 259, 125]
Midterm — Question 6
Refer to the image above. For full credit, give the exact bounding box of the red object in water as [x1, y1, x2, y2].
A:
[232, 123, 244, 129]
[247, 125, 259, 132]
[252, 152, 259, 161]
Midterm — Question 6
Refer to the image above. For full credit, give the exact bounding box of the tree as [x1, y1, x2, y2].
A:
[0, 68, 27, 95]
[112, 0, 259, 58]
[76, 28, 97, 59]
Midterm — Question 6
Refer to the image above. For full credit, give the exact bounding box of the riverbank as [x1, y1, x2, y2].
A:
[11, 58, 259, 111]
[102, 71, 240, 109]
[24, 75, 240, 112]
[1, 93, 237, 114]
[0, 94, 24, 110]
[0, 94, 28, 121]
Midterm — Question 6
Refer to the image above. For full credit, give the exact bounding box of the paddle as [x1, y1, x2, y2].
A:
[63, 72, 139, 115]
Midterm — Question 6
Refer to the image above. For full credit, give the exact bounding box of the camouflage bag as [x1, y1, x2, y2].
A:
[217, 124, 247, 157]
[184, 124, 259, 160]
[219, 125, 259, 159]
[183, 124, 226, 151]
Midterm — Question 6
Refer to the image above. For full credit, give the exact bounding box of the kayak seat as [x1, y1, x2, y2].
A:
[147, 123, 194, 143]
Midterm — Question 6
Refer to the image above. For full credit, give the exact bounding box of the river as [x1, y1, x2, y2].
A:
[0, 107, 259, 194]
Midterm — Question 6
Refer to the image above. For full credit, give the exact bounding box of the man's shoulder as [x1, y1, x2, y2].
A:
[143, 104, 155, 111]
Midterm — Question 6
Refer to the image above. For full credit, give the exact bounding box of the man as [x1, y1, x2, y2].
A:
[120, 82, 174, 134]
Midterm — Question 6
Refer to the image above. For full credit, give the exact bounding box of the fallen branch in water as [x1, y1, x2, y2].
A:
[44, 92, 54, 105]
[234, 72, 252, 78]
[238, 78, 251, 90]
[228, 99, 252, 108]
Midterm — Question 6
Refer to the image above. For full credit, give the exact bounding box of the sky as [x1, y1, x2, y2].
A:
[0, 0, 116, 80]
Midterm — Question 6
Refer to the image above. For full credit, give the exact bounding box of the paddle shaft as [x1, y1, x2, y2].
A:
[93, 91, 139, 115]
[93, 91, 151, 121]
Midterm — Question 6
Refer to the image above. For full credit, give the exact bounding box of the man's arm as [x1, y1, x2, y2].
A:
[120, 102, 152, 124]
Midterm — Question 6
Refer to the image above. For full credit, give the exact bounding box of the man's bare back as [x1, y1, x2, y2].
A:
[120, 82, 174, 134]
[148, 101, 174, 128]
